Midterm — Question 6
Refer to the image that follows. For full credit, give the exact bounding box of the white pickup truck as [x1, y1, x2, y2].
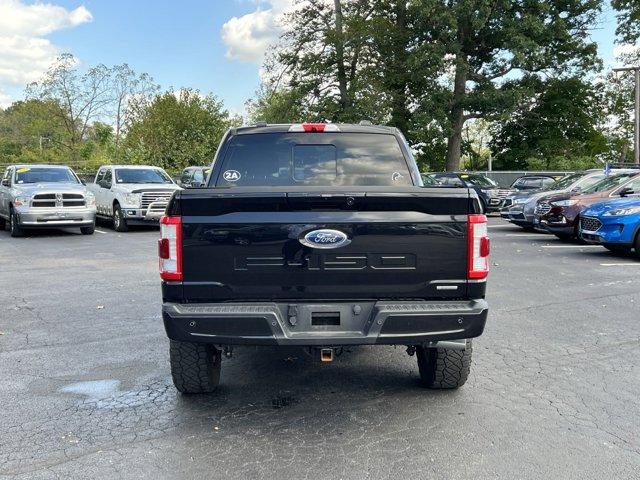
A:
[87, 165, 181, 231]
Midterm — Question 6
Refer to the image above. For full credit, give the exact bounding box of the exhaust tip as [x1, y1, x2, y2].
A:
[320, 348, 334, 363]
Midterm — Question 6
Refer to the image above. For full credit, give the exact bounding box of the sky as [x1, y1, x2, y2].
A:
[0, 0, 625, 113]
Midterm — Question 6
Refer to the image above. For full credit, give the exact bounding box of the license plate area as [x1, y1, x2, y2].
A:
[281, 303, 375, 335]
[312, 311, 340, 326]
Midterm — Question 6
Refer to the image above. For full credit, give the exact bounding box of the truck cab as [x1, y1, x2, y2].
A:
[158, 123, 490, 393]
[88, 165, 181, 232]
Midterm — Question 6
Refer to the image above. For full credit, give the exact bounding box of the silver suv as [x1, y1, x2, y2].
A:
[0, 165, 96, 237]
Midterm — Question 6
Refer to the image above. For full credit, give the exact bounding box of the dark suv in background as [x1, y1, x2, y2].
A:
[510, 175, 557, 192]
[425, 172, 502, 212]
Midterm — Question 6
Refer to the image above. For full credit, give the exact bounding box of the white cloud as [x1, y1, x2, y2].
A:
[0, 0, 91, 36]
[613, 43, 639, 59]
[0, 89, 12, 109]
[0, 0, 92, 104]
[221, 0, 294, 64]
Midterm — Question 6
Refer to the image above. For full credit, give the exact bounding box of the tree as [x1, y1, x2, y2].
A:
[246, 83, 307, 124]
[110, 64, 159, 159]
[611, 0, 640, 44]
[124, 89, 241, 170]
[490, 77, 607, 169]
[266, 0, 603, 170]
[26, 53, 112, 160]
[413, 0, 603, 171]
[271, 0, 384, 122]
[0, 99, 71, 163]
[602, 47, 640, 162]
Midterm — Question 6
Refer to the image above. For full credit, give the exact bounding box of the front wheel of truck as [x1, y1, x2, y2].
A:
[416, 340, 472, 389]
[169, 340, 221, 394]
[113, 204, 129, 232]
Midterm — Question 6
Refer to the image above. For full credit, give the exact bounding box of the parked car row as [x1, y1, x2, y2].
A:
[501, 168, 640, 258]
[0, 163, 193, 237]
[421, 172, 560, 213]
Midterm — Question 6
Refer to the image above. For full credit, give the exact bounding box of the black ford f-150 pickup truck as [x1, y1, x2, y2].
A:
[159, 123, 490, 393]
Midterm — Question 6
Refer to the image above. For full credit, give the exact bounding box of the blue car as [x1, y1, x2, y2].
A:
[579, 197, 640, 257]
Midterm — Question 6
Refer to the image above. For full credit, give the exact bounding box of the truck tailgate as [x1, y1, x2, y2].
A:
[174, 187, 472, 302]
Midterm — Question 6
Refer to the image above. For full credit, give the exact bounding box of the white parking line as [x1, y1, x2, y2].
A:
[600, 263, 640, 266]
[94, 229, 108, 234]
[504, 234, 548, 237]
[540, 245, 603, 249]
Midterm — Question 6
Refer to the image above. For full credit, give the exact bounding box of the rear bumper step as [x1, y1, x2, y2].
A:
[162, 300, 488, 346]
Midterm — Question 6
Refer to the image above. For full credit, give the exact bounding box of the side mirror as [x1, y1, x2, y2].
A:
[619, 187, 634, 197]
[1, 179, 9, 187]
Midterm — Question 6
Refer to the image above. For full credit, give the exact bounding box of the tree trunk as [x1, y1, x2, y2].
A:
[333, 0, 349, 115]
[389, 1, 411, 134]
[115, 99, 122, 161]
[446, 56, 467, 172]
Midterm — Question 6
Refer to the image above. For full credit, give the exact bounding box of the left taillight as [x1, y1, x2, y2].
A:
[467, 214, 490, 280]
[159, 215, 182, 281]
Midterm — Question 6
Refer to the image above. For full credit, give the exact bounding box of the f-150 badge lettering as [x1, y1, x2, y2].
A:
[223, 170, 241, 182]
[300, 229, 350, 249]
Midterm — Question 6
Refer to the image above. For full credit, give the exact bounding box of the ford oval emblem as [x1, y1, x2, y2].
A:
[300, 229, 350, 249]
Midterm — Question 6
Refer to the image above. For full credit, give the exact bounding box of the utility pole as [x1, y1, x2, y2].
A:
[613, 66, 640, 165]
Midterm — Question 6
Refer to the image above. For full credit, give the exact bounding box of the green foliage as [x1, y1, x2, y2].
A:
[123, 89, 241, 170]
[491, 77, 607, 169]
[0, 99, 71, 164]
[263, 0, 604, 170]
[611, 0, 640, 43]
[246, 85, 307, 124]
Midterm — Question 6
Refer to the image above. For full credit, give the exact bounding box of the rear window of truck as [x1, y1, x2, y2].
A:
[214, 132, 412, 187]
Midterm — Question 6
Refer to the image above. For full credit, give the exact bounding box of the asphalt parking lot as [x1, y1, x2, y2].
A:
[1, 217, 639, 480]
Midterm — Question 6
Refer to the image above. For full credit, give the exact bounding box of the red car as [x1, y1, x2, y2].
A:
[534, 171, 640, 240]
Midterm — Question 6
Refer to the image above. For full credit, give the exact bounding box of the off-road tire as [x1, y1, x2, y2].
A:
[169, 340, 221, 394]
[113, 204, 128, 232]
[9, 208, 24, 237]
[416, 340, 473, 389]
[80, 225, 95, 235]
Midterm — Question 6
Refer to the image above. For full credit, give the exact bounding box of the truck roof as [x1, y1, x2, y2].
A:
[9, 164, 72, 169]
[230, 123, 398, 135]
[100, 165, 167, 169]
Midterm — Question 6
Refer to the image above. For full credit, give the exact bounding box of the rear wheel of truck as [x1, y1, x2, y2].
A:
[112, 204, 129, 232]
[416, 340, 472, 389]
[169, 340, 221, 394]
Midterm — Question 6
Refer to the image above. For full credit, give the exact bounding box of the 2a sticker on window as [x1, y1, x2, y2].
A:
[223, 170, 241, 182]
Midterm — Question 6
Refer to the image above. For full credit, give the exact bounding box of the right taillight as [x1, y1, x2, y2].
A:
[467, 214, 490, 279]
[159, 215, 182, 281]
